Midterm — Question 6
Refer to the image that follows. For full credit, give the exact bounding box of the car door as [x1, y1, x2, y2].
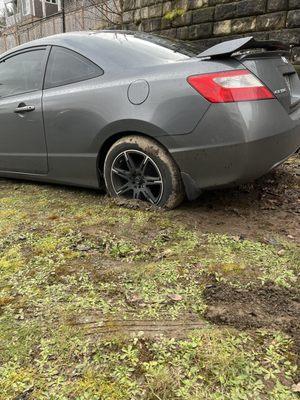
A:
[42, 46, 104, 186]
[0, 47, 48, 174]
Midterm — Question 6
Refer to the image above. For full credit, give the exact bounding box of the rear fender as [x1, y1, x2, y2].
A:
[92, 119, 167, 151]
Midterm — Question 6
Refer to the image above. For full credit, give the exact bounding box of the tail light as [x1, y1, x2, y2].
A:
[187, 70, 274, 103]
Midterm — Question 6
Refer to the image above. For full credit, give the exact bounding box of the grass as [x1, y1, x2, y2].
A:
[0, 176, 299, 399]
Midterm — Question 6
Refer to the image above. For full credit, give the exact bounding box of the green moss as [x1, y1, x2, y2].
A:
[164, 8, 185, 21]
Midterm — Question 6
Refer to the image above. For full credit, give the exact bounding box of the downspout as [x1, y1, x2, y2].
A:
[61, 0, 65, 32]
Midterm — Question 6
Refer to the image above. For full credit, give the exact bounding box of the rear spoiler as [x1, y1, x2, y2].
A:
[198, 36, 289, 59]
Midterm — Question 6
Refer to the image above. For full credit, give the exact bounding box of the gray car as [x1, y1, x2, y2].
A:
[0, 31, 299, 208]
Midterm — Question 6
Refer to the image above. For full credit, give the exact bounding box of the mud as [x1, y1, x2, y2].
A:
[112, 155, 300, 241]
[204, 281, 300, 370]
[174, 156, 300, 241]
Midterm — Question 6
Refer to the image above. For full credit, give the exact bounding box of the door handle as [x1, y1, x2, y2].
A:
[14, 104, 35, 113]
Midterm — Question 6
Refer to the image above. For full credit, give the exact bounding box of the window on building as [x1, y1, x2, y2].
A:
[5, 0, 17, 16]
[21, 0, 31, 15]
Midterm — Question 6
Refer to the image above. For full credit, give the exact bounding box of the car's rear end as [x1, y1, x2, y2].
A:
[233, 49, 300, 176]
[159, 38, 300, 199]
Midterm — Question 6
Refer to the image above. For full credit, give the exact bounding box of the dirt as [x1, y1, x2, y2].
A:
[204, 280, 300, 373]
[113, 155, 300, 242]
[173, 156, 300, 242]
[72, 316, 208, 339]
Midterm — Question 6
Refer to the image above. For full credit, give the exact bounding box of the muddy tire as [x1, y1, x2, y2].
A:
[104, 135, 184, 209]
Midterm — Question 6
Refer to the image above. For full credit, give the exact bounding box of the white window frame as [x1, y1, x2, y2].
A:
[21, 0, 31, 15]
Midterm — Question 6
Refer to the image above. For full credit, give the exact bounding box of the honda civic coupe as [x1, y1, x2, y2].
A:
[0, 31, 299, 208]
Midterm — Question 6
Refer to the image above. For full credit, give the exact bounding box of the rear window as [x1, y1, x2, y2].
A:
[91, 32, 200, 67]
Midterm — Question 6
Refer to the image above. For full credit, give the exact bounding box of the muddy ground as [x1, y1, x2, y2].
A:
[175, 156, 300, 241]
[204, 281, 300, 376]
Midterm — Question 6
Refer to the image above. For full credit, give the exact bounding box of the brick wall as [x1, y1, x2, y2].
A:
[121, 0, 300, 64]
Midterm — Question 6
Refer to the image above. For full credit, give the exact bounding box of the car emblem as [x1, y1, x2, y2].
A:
[281, 56, 289, 64]
[274, 88, 287, 95]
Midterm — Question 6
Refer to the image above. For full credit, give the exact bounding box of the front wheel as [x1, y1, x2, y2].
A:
[103, 136, 184, 209]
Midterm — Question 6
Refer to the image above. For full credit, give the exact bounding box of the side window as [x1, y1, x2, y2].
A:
[0, 49, 45, 98]
[44, 46, 103, 89]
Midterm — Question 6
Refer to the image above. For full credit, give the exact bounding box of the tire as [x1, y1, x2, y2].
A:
[103, 135, 184, 209]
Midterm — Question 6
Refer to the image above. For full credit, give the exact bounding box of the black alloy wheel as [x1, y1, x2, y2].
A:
[104, 135, 184, 209]
[111, 150, 164, 205]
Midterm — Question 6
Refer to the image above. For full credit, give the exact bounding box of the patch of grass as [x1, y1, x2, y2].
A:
[0, 180, 298, 398]
[0, 324, 297, 399]
[0, 246, 24, 281]
[202, 234, 299, 288]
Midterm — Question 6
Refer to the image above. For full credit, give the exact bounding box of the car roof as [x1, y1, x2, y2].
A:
[0, 30, 178, 52]
[2, 31, 143, 47]
[1, 31, 86, 54]
[0, 30, 195, 71]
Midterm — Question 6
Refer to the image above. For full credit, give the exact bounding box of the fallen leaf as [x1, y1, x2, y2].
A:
[292, 382, 300, 392]
[129, 294, 143, 303]
[168, 294, 183, 302]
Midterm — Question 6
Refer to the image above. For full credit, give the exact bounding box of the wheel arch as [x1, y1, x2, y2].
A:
[97, 129, 174, 180]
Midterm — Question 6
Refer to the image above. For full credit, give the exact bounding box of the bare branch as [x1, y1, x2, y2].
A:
[85, 0, 122, 26]
[92, 0, 121, 17]
[88, 4, 118, 25]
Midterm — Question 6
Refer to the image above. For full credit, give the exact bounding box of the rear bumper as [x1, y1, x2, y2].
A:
[159, 100, 300, 200]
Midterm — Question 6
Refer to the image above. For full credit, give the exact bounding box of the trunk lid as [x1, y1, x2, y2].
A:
[237, 53, 300, 112]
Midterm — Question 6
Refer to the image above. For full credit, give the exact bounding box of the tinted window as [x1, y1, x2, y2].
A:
[0, 49, 45, 98]
[45, 46, 103, 89]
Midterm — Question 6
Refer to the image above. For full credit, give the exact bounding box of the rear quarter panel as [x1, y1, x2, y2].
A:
[42, 57, 241, 187]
